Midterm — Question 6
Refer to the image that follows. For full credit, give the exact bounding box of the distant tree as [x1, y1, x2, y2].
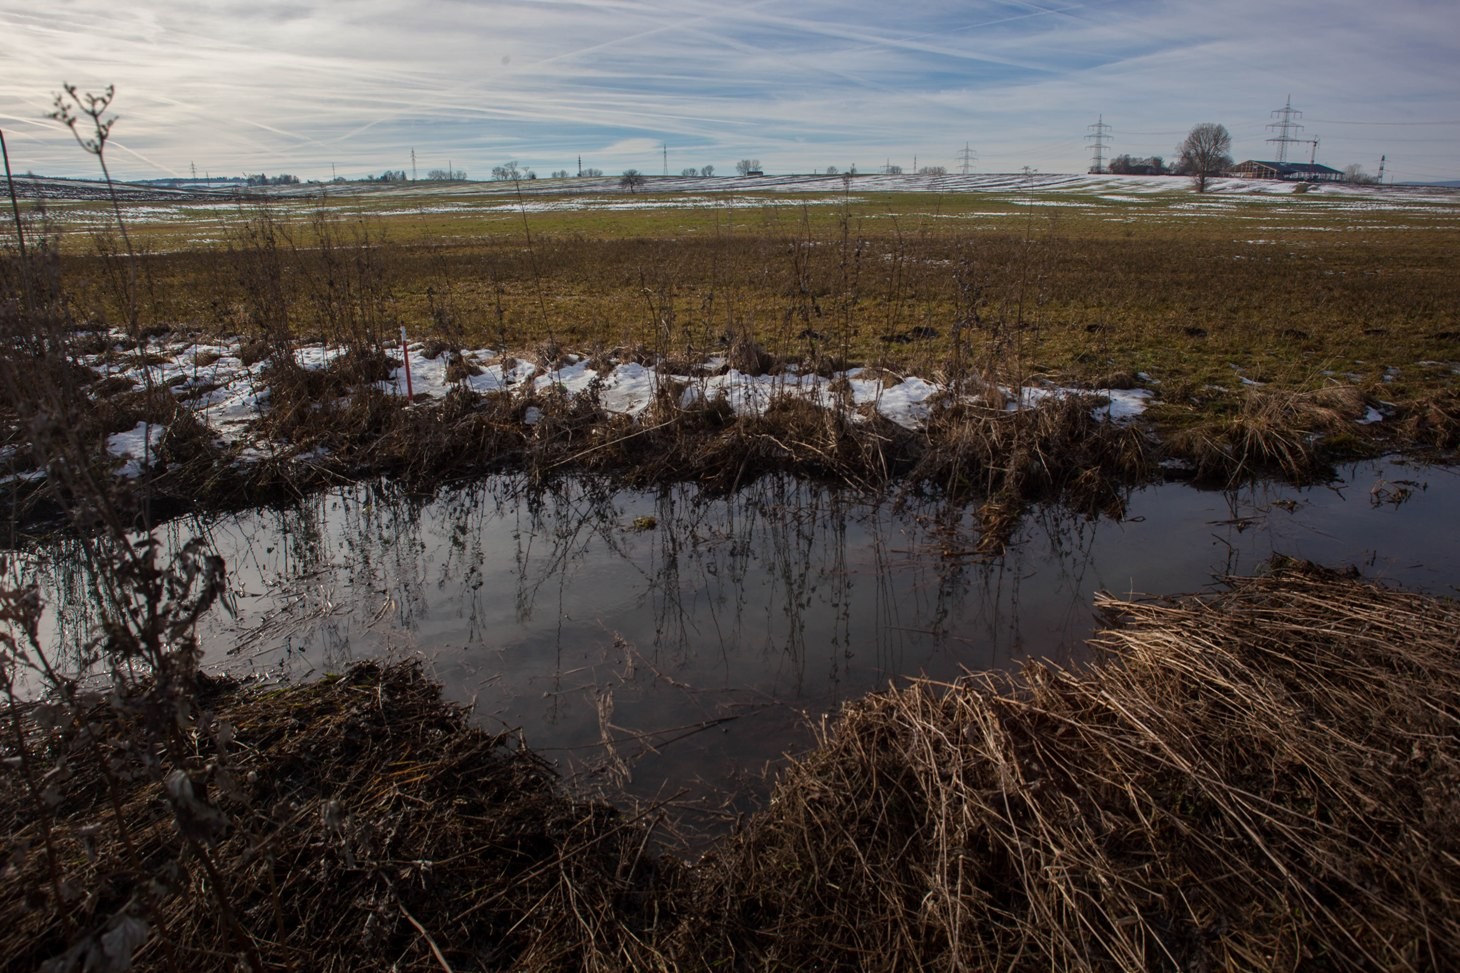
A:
[1175, 123, 1232, 192]
[681, 167, 699, 177]
[582, 167, 604, 177]
[426, 168, 467, 181]
[490, 161, 522, 181]
[825, 165, 838, 176]
[1108, 154, 1168, 175]
[918, 165, 946, 176]
[1343, 164, 1377, 185]
[619, 169, 646, 192]
[245, 172, 301, 186]
[735, 158, 761, 176]
[551, 169, 569, 179]
[700, 164, 714, 177]
[1107, 154, 1138, 174]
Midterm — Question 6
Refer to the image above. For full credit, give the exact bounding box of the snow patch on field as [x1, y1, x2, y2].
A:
[107, 422, 164, 478]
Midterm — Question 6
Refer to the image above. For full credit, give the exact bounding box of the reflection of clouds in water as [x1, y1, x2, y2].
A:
[17, 460, 1460, 833]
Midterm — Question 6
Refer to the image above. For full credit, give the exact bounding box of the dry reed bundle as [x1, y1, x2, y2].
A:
[689, 560, 1460, 971]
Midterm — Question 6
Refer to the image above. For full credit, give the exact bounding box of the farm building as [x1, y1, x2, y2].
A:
[1227, 160, 1344, 182]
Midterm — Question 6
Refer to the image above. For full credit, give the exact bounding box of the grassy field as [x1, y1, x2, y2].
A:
[32, 178, 1460, 402]
[4, 177, 1458, 535]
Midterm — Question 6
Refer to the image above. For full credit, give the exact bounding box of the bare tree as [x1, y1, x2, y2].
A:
[681, 167, 699, 177]
[700, 164, 715, 177]
[619, 169, 646, 192]
[1175, 123, 1232, 193]
[735, 158, 762, 176]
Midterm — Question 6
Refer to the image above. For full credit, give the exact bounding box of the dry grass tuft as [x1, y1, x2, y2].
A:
[1166, 383, 1370, 486]
[723, 321, 773, 376]
[909, 392, 1149, 549]
[687, 560, 1460, 971]
[1400, 393, 1460, 451]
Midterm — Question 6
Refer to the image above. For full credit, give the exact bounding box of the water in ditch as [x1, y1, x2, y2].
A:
[10, 458, 1459, 835]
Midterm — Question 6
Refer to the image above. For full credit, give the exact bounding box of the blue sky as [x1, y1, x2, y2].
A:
[2, 0, 1457, 182]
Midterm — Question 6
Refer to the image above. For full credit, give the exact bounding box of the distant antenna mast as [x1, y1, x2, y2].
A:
[662, 142, 668, 176]
[577, 155, 582, 177]
[1377, 154, 1387, 183]
[1266, 95, 1305, 164]
[956, 142, 976, 175]
[1086, 115, 1111, 173]
[411, 148, 417, 181]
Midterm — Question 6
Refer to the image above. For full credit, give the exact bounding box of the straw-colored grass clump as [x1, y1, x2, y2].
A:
[1166, 384, 1372, 486]
[692, 560, 1460, 970]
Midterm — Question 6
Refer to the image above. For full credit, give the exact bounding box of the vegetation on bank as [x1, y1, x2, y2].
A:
[4, 561, 1457, 970]
[3, 180, 1458, 541]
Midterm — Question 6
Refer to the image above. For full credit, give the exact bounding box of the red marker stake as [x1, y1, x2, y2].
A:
[401, 326, 414, 401]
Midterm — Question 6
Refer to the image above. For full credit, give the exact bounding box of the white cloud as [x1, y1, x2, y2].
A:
[1, 0, 1455, 182]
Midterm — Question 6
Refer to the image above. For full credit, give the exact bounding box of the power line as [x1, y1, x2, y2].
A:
[1307, 118, 1460, 126]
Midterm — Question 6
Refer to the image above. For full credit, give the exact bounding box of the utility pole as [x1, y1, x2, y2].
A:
[1085, 115, 1111, 173]
[1266, 95, 1305, 164]
[956, 142, 976, 175]
[411, 148, 417, 181]
[331, 162, 337, 181]
[577, 154, 582, 178]
[1378, 154, 1387, 184]
[662, 142, 668, 176]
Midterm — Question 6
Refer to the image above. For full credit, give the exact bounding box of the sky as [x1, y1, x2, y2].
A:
[1, 0, 1457, 184]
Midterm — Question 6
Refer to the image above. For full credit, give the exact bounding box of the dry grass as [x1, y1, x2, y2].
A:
[1164, 383, 1373, 486]
[0, 661, 684, 972]
[688, 560, 1460, 971]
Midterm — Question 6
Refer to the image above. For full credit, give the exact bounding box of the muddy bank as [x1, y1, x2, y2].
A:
[5, 561, 1457, 971]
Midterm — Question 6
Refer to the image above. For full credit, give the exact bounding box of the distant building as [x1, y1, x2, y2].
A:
[1228, 160, 1343, 182]
[744, 169, 765, 177]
